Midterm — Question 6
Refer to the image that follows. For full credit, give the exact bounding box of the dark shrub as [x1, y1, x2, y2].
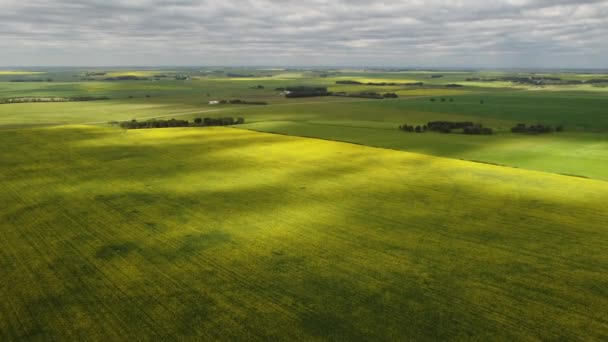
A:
[336, 80, 362, 84]
[399, 124, 415, 132]
[284, 86, 330, 98]
[119, 116, 245, 129]
[511, 123, 552, 134]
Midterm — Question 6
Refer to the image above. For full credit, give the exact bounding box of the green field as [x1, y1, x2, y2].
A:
[3, 71, 607, 179]
[1, 126, 607, 340]
[1, 68, 608, 339]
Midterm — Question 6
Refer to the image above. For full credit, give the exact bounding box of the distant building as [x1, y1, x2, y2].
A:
[209, 100, 219, 105]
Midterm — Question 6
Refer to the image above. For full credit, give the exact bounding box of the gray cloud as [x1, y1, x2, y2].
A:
[1, 0, 607, 67]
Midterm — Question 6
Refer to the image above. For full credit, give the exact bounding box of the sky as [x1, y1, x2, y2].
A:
[1, 0, 607, 68]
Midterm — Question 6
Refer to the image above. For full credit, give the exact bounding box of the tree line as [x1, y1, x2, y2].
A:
[10, 79, 53, 82]
[117, 117, 245, 129]
[277, 86, 330, 98]
[399, 121, 565, 135]
[0, 96, 110, 104]
[277, 86, 398, 99]
[511, 123, 563, 134]
[216, 99, 267, 105]
[400, 121, 493, 135]
[333, 91, 399, 99]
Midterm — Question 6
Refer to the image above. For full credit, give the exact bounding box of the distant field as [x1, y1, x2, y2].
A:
[103, 70, 178, 78]
[0, 71, 47, 75]
[1, 126, 607, 340]
[1, 69, 607, 180]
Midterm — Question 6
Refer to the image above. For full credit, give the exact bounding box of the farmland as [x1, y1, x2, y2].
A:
[1, 125, 608, 340]
[1, 69, 608, 179]
[1, 68, 608, 340]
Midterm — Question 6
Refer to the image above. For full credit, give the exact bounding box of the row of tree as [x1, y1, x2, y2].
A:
[427, 121, 474, 131]
[195, 117, 245, 126]
[399, 124, 426, 133]
[118, 117, 245, 129]
[333, 91, 399, 99]
[119, 119, 189, 129]
[400, 121, 493, 135]
[511, 123, 563, 133]
[217, 99, 267, 105]
[277, 86, 400, 99]
[0, 96, 109, 104]
[463, 125, 494, 135]
[382, 92, 399, 98]
[281, 86, 331, 98]
[400, 121, 564, 135]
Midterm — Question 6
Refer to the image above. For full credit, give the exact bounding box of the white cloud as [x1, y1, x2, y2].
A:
[0, 0, 607, 67]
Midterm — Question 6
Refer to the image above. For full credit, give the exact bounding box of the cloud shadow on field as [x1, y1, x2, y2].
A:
[1, 124, 608, 340]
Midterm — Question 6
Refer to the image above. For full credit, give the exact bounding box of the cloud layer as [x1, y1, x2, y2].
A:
[1, 0, 607, 67]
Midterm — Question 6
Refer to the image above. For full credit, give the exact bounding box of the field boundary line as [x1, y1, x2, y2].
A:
[233, 126, 607, 183]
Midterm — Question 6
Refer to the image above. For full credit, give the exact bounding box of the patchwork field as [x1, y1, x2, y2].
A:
[1, 70, 608, 180]
[1, 126, 607, 340]
[1, 68, 608, 339]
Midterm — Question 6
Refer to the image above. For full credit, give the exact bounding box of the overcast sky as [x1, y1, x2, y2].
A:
[1, 0, 607, 68]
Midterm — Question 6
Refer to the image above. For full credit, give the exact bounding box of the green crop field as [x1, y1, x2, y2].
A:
[1, 126, 607, 340]
[1, 68, 608, 339]
[1, 70, 607, 180]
